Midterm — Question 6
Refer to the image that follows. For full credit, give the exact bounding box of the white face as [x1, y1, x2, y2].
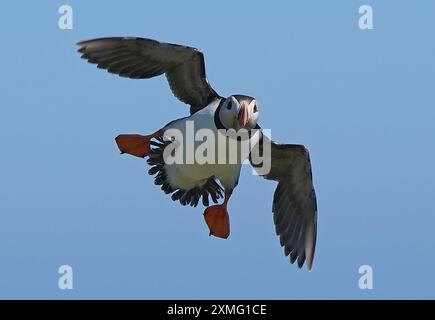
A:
[219, 96, 259, 130]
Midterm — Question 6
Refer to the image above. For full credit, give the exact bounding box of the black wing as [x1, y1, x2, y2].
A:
[77, 37, 221, 113]
[250, 133, 317, 270]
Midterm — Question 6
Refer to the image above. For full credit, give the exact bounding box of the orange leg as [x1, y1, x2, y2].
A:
[115, 131, 161, 158]
[203, 192, 232, 239]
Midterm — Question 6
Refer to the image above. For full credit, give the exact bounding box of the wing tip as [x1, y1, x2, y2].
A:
[285, 240, 316, 271]
[290, 254, 314, 271]
[306, 258, 314, 272]
[76, 40, 86, 47]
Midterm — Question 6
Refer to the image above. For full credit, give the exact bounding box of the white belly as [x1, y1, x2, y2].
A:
[160, 101, 259, 191]
[165, 162, 242, 191]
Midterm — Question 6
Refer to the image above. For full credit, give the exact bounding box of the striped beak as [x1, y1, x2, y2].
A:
[238, 104, 249, 127]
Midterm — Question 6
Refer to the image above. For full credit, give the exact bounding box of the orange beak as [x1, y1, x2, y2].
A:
[238, 104, 249, 127]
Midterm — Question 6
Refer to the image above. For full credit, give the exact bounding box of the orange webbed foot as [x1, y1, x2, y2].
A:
[203, 192, 232, 239]
[204, 205, 230, 239]
[115, 132, 160, 158]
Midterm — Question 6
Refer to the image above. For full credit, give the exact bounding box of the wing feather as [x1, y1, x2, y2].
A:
[77, 37, 220, 113]
[250, 133, 317, 270]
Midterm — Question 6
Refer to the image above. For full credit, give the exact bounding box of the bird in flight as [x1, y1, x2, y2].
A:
[77, 37, 318, 270]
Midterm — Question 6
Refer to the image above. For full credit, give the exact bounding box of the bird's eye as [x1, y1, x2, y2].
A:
[253, 104, 258, 113]
[226, 101, 232, 110]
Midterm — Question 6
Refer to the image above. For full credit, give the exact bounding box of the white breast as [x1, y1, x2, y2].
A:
[161, 99, 259, 191]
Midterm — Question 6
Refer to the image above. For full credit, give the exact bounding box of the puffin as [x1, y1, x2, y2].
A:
[77, 37, 318, 270]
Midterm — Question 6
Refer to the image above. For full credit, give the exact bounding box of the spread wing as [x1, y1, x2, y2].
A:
[250, 133, 317, 270]
[77, 37, 221, 113]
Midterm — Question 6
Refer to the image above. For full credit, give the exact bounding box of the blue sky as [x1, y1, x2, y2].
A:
[1, 1, 434, 299]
